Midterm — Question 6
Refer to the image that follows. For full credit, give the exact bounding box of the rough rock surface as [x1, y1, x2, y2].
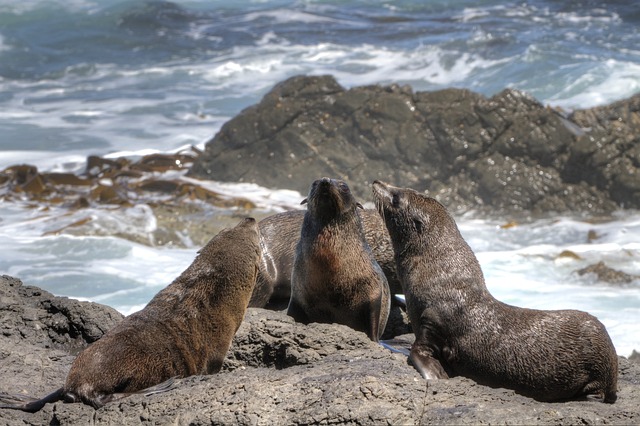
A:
[189, 75, 640, 215]
[1, 275, 639, 425]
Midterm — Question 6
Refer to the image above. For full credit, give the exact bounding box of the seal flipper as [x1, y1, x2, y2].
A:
[142, 376, 178, 396]
[409, 345, 449, 380]
[286, 298, 310, 324]
[379, 340, 410, 356]
[0, 387, 65, 413]
[368, 296, 383, 342]
[105, 376, 179, 406]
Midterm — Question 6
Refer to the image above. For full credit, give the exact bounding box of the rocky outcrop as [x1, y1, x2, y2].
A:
[0, 152, 266, 248]
[1, 275, 639, 425]
[189, 75, 640, 215]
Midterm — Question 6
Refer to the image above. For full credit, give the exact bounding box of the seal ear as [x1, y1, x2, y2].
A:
[300, 198, 308, 205]
[356, 202, 364, 210]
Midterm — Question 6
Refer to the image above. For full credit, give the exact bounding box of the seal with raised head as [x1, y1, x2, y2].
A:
[0, 218, 261, 412]
[250, 208, 399, 309]
[372, 180, 618, 403]
[287, 177, 390, 342]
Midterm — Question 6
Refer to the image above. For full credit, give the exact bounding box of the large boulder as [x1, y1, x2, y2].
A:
[1, 275, 639, 425]
[189, 75, 640, 215]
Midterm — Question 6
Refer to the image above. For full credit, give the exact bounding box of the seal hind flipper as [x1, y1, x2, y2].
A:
[0, 387, 65, 413]
[104, 376, 180, 405]
[142, 376, 178, 396]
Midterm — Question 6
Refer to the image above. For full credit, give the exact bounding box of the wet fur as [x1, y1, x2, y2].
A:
[0, 218, 261, 411]
[372, 180, 618, 403]
[250, 209, 399, 309]
[287, 177, 391, 341]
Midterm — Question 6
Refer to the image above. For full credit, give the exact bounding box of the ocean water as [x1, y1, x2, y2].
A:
[0, 0, 639, 356]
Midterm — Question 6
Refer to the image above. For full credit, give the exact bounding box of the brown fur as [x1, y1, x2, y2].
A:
[372, 180, 618, 403]
[287, 177, 391, 341]
[250, 208, 399, 309]
[0, 218, 261, 411]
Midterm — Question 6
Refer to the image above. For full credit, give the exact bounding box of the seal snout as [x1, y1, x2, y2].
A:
[371, 180, 394, 209]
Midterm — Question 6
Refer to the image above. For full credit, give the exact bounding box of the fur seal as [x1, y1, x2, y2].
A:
[287, 177, 390, 342]
[0, 218, 261, 412]
[372, 180, 618, 403]
[250, 208, 398, 309]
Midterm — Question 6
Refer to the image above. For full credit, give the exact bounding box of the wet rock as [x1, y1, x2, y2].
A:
[566, 94, 640, 207]
[576, 261, 639, 285]
[0, 275, 123, 352]
[189, 75, 638, 215]
[1, 275, 639, 425]
[0, 150, 265, 248]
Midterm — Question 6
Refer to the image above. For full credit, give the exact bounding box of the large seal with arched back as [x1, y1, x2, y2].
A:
[372, 180, 618, 403]
[0, 218, 261, 412]
[287, 177, 390, 342]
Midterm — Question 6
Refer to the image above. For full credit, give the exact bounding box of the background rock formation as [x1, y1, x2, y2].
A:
[189, 75, 640, 215]
[1, 275, 639, 425]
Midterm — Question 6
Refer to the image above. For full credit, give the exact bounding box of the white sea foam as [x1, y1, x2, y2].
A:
[241, 9, 345, 25]
[548, 60, 640, 109]
[556, 10, 621, 25]
[180, 176, 304, 212]
[460, 213, 640, 357]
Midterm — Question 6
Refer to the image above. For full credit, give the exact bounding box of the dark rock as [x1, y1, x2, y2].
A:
[0, 275, 122, 352]
[1, 275, 639, 424]
[189, 75, 639, 215]
[576, 261, 639, 285]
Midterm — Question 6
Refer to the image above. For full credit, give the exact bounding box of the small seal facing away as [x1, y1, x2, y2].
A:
[250, 208, 399, 309]
[372, 180, 618, 403]
[287, 177, 390, 341]
[0, 218, 261, 412]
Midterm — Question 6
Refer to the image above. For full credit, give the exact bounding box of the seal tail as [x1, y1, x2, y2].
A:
[0, 387, 65, 413]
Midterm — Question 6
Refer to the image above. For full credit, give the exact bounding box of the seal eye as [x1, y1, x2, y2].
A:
[412, 218, 424, 233]
[338, 182, 349, 193]
[392, 193, 401, 208]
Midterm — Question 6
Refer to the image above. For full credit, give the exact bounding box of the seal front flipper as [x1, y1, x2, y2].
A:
[409, 345, 449, 380]
[286, 298, 310, 324]
[379, 340, 410, 356]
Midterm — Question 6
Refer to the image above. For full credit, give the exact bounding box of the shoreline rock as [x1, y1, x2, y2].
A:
[1, 275, 639, 425]
[0, 152, 270, 248]
[189, 75, 640, 215]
